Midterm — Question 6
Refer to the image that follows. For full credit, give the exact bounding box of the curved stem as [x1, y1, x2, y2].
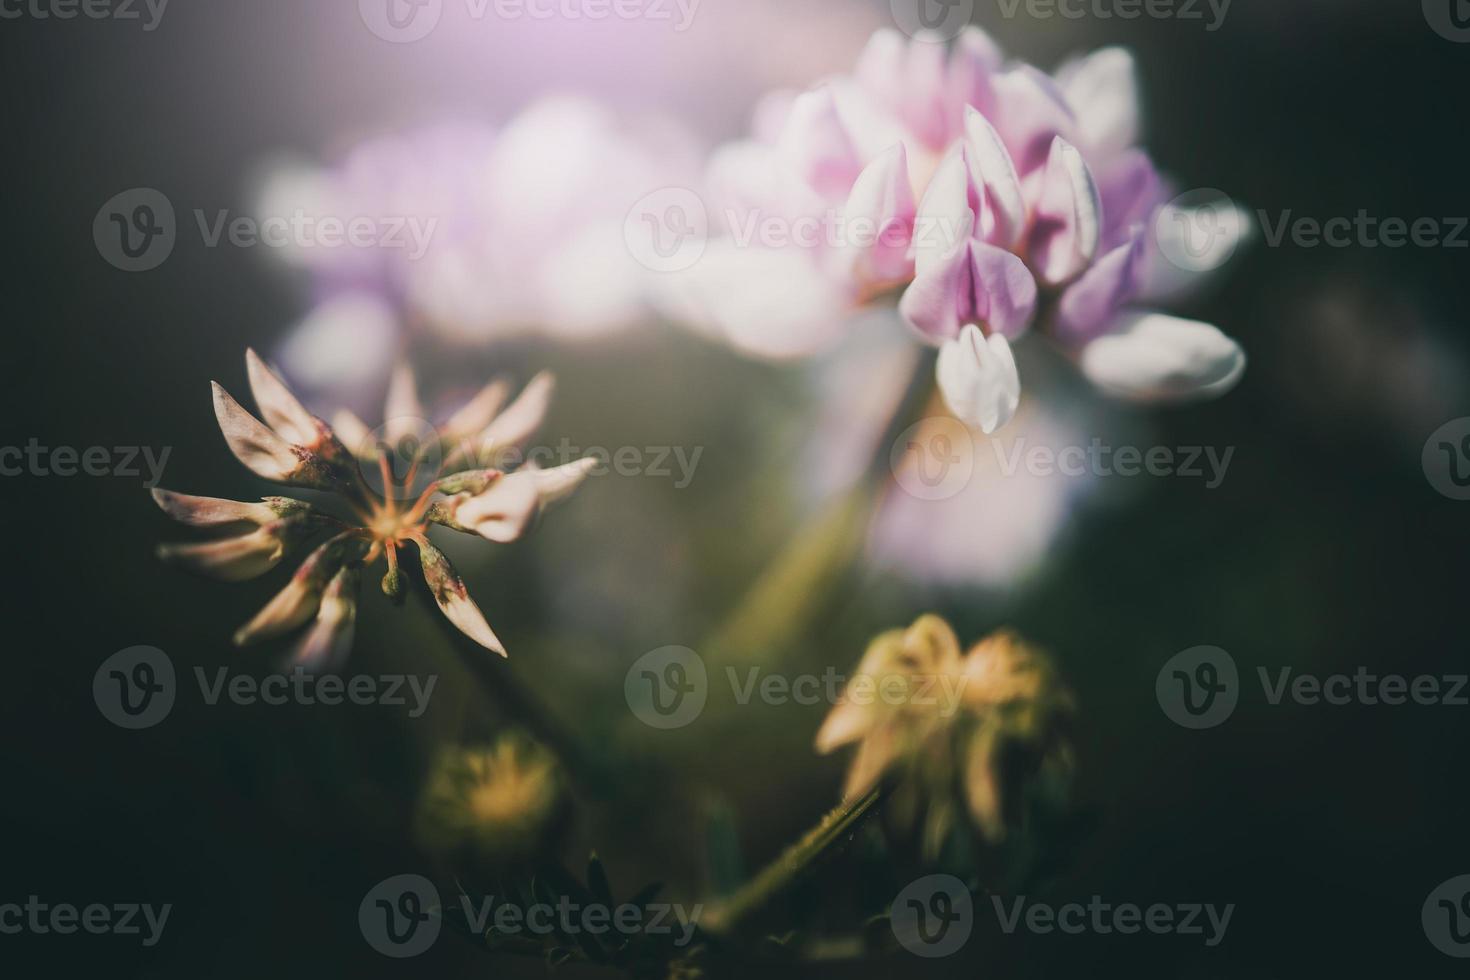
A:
[702, 785, 887, 935]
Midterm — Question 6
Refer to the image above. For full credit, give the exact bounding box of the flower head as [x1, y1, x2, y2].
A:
[675, 28, 1247, 431]
[414, 733, 564, 868]
[153, 349, 593, 665]
[816, 615, 1073, 856]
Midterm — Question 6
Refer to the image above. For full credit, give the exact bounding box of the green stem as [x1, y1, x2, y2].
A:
[707, 353, 938, 658]
[702, 785, 886, 935]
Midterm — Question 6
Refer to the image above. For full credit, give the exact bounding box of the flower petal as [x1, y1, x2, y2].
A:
[1053, 230, 1148, 345]
[384, 364, 425, 446]
[901, 232, 1037, 342]
[454, 471, 540, 543]
[293, 565, 359, 669]
[1054, 47, 1141, 159]
[233, 534, 364, 646]
[937, 326, 1021, 434]
[526, 457, 598, 505]
[212, 381, 303, 483]
[1026, 137, 1102, 287]
[418, 537, 506, 655]
[150, 488, 283, 527]
[1077, 311, 1246, 401]
[946, 26, 1004, 122]
[331, 409, 375, 459]
[478, 372, 555, 462]
[962, 107, 1026, 247]
[157, 526, 288, 582]
[990, 65, 1076, 175]
[245, 348, 320, 448]
[840, 142, 916, 287]
[776, 87, 863, 201]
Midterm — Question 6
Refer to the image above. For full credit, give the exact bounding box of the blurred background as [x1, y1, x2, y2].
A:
[4, 0, 1470, 976]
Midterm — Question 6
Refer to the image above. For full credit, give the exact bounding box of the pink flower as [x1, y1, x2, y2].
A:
[670, 29, 1247, 431]
[257, 97, 700, 398]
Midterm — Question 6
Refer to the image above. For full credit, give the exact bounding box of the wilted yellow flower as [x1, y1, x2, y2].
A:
[152, 350, 593, 665]
[816, 615, 1073, 857]
[415, 734, 563, 868]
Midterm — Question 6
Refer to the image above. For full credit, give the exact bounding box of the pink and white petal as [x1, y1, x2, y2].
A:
[841, 143, 917, 286]
[455, 471, 541, 543]
[527, 457, 598, 506]
[963, 107, 1026, 247]
[1027, 137, 1102, 287]
[899, 35, 951, 151]
[245, 348, 319, 448]
[853, 28, 908, 114]
[157, 527, 285, 582]
[1054, 47, 1141, 160]
[150, 488, 278, 527]
[1094, 149, 1165, 247]
[478, 371, 555, 457]
[212, 382, 302, 482]
[383, 364, 425, 445]
[418, 538, 506, 655]
[443, 379, 510, 446]
[1053, 231, 1148, 345]
[989, 65, 1076, 175]
[776, 87, 863, 202]
[233, 534, 363, 646]
[293, 566, 359, 669]
[1077, 311, 1246, 401]
[332, 409, 376, 460]
[661, 241, 855, 359]
[936, 325, 1021, 434]
[947, 26, 1004, 122]
[901, 234, 1037, 342]
[912, 154, 978, 275]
